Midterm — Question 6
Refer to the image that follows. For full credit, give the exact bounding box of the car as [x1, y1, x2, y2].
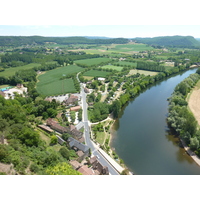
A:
[96, 155, 100, 159]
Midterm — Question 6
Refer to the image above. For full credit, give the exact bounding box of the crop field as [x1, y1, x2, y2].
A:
[114, 61, 137, 67]
[128, 69, 158, 76]
[36, 65, 84, 96]
[107, 43, 154, 53]
[83, 70, 110, 78]
[0, 63, 41, 77]
[101, 65, 123, 71]
[74, 57, 112, 66]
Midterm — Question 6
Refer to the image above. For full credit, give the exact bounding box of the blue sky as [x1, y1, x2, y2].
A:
[0, 25, 200, 38]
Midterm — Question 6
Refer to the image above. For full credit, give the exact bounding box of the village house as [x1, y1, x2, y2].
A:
[69, 160, 81, 170]
[70, 105, 81, 112]
[89, 156, 109, 175]
[84, 87, 90, 93]
[38, 124, 54, 133]
[78, 165, 95, 175]
[46, 118, 68, 134]
[69, 125, 84, 142]
[97, 77, 105, 81]
[64, 94, 79, 106]
[68, 137, 90, 162]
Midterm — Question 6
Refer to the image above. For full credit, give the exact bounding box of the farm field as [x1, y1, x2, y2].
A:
[83, 70, 110, 78]
[74, 57, 112, 66]
[83, 76, 93, 80]
[128, 69, 158, 76]
[0, 63, 41, 77]
[36, 65, 83, 96]
[101, 65, 123, 71]
[114, 61, 137, 67]
[107, 43, 154, 53]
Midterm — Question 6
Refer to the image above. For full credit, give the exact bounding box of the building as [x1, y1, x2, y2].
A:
[98, 77, 105, 81]
[78, 165, 95, 175]
[70, 106, 81, 112]
[69, 160, 81, 170]
[84, 87, 90, 93]
[68, 137, 90, 162]
[64, 94, 78, 106]
[89, 156, 109, 175]
[46, 118, 68, 134]
[38, 124, 54, 133]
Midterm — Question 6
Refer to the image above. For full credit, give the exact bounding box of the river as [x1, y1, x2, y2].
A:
[111, 68, 200, 175]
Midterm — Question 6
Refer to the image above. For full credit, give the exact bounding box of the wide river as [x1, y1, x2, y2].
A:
[111, 68, 200, 175]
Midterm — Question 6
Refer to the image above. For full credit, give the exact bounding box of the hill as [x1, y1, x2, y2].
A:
[0, 36, 129, 46]
[132, 36, 200, 48]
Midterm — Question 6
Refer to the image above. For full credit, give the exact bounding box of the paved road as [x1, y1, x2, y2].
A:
[79, 82, 119, 175]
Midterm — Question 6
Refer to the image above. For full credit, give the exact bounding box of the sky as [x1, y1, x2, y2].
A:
[0, 0, 200, 39]
[0, 25, 200, 38]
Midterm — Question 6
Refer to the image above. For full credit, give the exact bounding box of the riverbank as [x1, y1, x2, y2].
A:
[180, 138, 200, 167]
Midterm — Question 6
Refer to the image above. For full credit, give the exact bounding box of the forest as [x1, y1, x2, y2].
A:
[0, 36, 129, 46]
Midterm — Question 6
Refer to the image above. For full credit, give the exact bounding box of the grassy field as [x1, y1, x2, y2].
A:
[83, 76, 94, 80]
[0, 63, 41, 77]
[107, 43, 154, 53]
[74, 57, 112, 66]
[96, 131, 105, 145]
[114, 61, 137, 67]
[36, 65, 84, 96]
[101, 65, 123, 71]
[83, 70, 110, 78]
[128, 69, 158, 76]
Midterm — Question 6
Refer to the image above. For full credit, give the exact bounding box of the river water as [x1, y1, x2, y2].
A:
[111, 68, 200, 175]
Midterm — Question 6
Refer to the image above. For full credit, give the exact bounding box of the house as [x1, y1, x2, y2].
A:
[89, 156, 109, 175]
[69, 160, 81, 170]
[64, 94, 78, 106]
[68, 137, 90, 162]
[98, 77, 105, 81]
[78, 165, 95, 175]
[84, 87, 90, 93]
[70, 105, 81, 112]
[46, 118, 69, 134]
[38, 124, 54, 133]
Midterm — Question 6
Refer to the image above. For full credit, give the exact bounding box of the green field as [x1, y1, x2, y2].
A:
[36, 65, 84, 96]
[101, 65, 123, 71]
[114, 61, 137, 67]
[74, 57, 112, 66]
[107, 43, 154, 53]
[0, 63, 41, 77]
[83, 70, 110, 78]
[128, 69, 158, 76]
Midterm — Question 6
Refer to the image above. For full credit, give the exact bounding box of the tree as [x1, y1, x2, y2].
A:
[45, 162, 81, 175]
[59, 147, 70, 160]
[112, 100, 121, 119]
[190, 137, 199, 150]
[50, 135, 58, 145]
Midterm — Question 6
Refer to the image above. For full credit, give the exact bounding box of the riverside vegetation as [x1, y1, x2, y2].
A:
[167, 68, 200, 154]
[1, 35, 200, 174]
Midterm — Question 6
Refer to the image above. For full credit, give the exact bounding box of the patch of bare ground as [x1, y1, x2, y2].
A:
[188, 87, 200, 125]
[0, 163, 16, 175]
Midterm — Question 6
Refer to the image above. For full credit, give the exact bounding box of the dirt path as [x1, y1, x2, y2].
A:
[188, 86, 200, 125]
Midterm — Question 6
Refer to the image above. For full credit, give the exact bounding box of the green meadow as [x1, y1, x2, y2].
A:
[83, 70, 110, 78]
[101, 65, 123, 71]
[36, 65, 84, 96]
[74, 57, 112, 66]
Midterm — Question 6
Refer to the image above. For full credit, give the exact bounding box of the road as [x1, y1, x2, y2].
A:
[77, 76, 120, 175]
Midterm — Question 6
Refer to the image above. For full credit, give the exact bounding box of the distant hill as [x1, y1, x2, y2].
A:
[132, 36, 200, 48]
[0, 36, 129, 46]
